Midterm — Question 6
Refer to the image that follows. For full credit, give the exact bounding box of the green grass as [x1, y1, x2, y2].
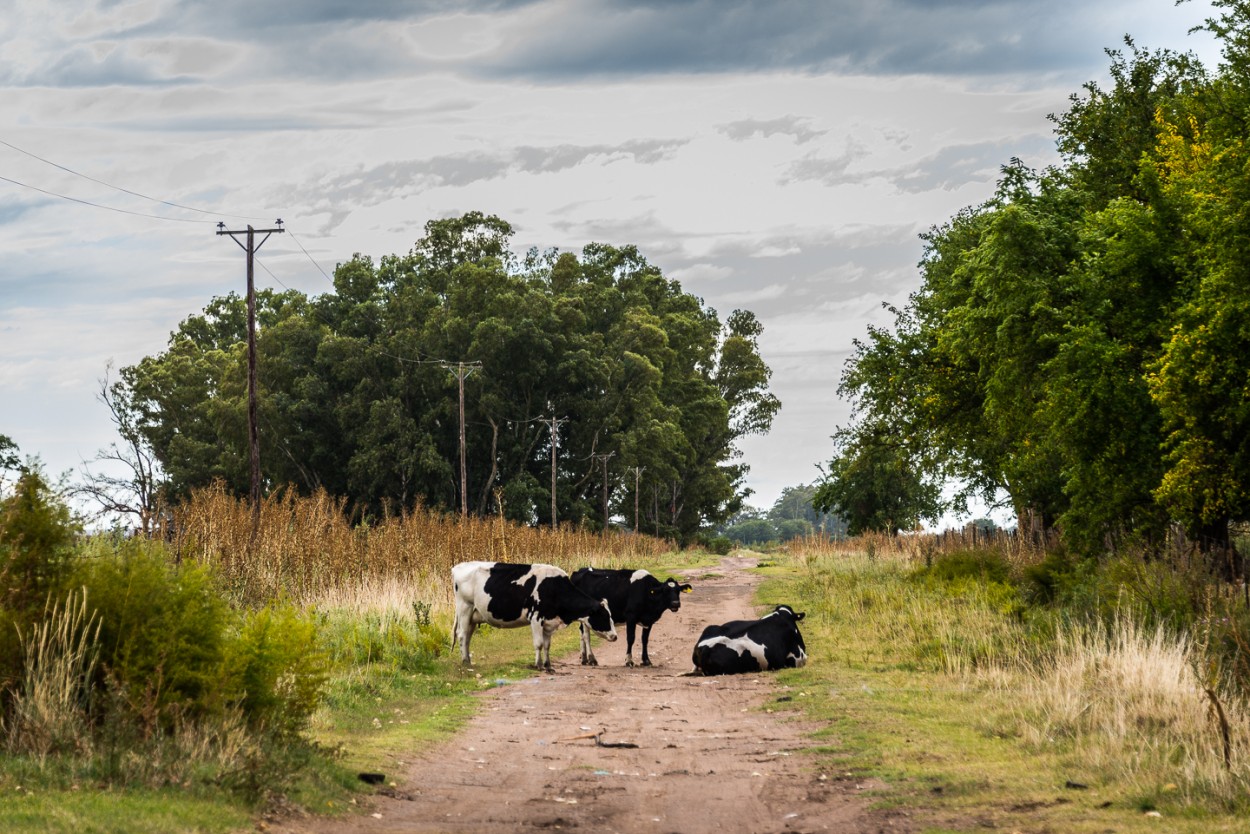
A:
[0, 782, 253, 834]
[760, 550, 1250, 833]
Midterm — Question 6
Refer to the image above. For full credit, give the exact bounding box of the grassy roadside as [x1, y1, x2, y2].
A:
[0, 612, 577, 834]
[756, 549, 1250, 834]
[0, 555, 703, 834]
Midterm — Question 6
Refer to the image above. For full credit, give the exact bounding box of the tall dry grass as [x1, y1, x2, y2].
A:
[170, 483, 673, 617]
[788, 528, 1052, 575]
[4, 589, 99, 762]
[793, 534, 1250, 808]
[1013, 617, 1250, 807]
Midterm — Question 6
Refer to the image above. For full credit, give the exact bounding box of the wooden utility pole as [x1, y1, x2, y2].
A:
[592, 451, 615, 529]
[542, 410, 568, 529]
[630, 465, 645, 533]
[217, 221, 284, 536]
[440, 361, 481, 518]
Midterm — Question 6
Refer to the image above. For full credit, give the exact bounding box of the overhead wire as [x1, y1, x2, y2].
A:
[0, 173, 210, 224]
[0, 135, 272, 221]
[2, 136, 482, 373]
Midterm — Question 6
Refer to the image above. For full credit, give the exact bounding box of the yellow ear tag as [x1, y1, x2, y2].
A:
[683, 587, 692, 593]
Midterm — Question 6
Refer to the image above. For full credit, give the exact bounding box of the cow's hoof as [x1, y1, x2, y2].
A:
[585, 658, 598, 667]
[625, 659, 635, 668]
[641, 659, 652, 667]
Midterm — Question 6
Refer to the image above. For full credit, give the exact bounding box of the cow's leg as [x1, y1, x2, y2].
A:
[640, 624, 653, 667]
[579, 621, 598, 666]
[624, 621, 638, 667]
[455, 601, 477, 665]
[532, 619, 554, 671]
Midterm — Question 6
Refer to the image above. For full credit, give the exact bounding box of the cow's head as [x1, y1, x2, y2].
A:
[655, 578, 694, 612]
[770, 604, 805, 622]
[586, 599, 618, 640]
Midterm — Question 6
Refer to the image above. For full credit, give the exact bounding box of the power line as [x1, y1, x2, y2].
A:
[0, 136, 270, 221]
[0, 173, 210, 223]
[286, 229, 336, 286]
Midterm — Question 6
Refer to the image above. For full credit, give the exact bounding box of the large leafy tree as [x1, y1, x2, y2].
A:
[819, 28, 1249, 554]
[121, 214, 778, 542]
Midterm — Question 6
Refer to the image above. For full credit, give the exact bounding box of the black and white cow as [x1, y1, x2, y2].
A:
[571, 568, 693, 667]
[451, 561, 617, 670]
[690, 604, 808, 675]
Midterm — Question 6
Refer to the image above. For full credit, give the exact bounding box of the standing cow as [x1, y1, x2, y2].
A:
[691, 604, 807, 675]
[571, 568, 693, 667]
[451, 561, 617, 670]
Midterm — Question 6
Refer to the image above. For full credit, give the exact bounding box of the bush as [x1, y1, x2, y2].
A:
[319, 605, 447, 673]
[0, 470, 80, 711]
[697, 534, 732, 555]
[72, 541, 328, 739]
[73, 540, 231, 729]
[224, 602, 327, 738]
[917, 548, 1012, 585]
[0, 470, 78, 614]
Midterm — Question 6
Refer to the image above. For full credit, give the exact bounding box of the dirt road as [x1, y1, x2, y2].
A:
[278, 555, 909, 834]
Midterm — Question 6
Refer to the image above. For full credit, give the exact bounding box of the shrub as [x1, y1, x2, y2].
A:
[918, 548, 1012, 585]
[223, 602, 327, 738]
[697, 533, 732, 555]
[319, 606, 447, 673]
[0, 470, 78, 615]
[73, 540, 231, 729]
[0, 470, 79, 703]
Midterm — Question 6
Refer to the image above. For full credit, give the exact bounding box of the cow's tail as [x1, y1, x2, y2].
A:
[450, 586, 460, 652]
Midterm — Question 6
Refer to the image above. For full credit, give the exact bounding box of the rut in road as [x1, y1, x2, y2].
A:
[279, 555, 906, 834]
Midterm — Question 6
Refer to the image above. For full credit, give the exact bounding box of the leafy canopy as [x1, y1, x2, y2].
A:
[121, 214, 779, 543]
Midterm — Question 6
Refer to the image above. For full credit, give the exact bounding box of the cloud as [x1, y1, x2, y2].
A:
[5, 0, 1218, 89]
[476, 0, 1188, 81]
[719, 116, 827, 145]
[295, 139, 688, 216]
[782, 135, 1056, 192]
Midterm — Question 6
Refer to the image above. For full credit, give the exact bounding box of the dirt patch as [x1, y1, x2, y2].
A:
[275, 555, 913, 834]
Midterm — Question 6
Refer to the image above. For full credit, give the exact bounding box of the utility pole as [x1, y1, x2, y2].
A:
[217, 220, 284, 536]
[541, 408, 568, 530]
[440, 361, 481, 518]
[630, 466, 645, 533]
[592, 451, 615, 530]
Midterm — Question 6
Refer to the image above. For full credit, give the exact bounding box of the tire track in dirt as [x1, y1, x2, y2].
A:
[277, 555, 908, 834]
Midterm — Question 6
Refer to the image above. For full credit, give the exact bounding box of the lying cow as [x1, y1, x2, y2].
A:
[571, 568, 693, 667]
[451, 561, 617, 670]
[691, 604, 808, 675]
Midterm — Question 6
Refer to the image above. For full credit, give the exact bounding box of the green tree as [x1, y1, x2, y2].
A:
[119, 214, 779, 543]
[814, 420, 942, 536]
[827, 37, 1222, 553]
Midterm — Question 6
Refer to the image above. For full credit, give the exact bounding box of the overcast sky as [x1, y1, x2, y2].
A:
[0, 0, 1226, 524]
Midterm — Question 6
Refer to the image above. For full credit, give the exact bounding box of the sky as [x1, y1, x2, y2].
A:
[0, 0, 1228, 526]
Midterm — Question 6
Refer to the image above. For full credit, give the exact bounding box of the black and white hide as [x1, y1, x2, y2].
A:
[691, 604, 808, 675]
[451, 561, 617, 670]
[571, 568, 693, 667]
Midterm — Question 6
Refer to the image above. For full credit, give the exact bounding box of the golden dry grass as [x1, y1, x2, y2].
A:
[169, 483, 673, 618]
[786, 527, 1054, 570]
[1011, 617, 1250, 807]
[4, 590, 99, 762]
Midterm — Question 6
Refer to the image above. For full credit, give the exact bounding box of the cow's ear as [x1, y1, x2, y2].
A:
[794, 611, 805, 621]
[681, 584, 693, 593]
